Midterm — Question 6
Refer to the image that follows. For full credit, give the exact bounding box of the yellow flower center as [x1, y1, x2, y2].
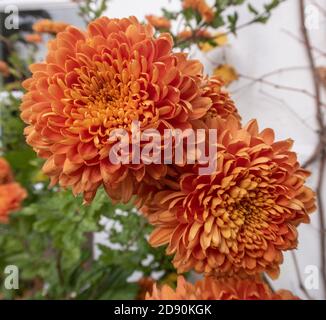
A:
[200, 176, 274, 253]
[67, 65, 158, 148]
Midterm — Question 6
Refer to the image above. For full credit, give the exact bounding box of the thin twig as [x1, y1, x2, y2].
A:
[175, 11, 280, 48]
[303, 142, 322, 168]
[257, 87, 316, 132]
[299, 0, 326, 299]
[316, 150, 326, 294]
[282, 29, 326, 58]
[232, 66, 310, 94]
[83, 232, 94, 271]
[56, 251, 65, 287]
[238, 74, 326, 106]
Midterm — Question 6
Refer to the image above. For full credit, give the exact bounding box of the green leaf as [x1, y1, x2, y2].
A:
[248, 3, 259, 15]
[264, 0, 281, 12]
[183, 8, 195, 21]
[211, 13, 225, 28]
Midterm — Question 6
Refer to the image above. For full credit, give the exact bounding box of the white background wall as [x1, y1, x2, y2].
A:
[3, 0, 326, 299]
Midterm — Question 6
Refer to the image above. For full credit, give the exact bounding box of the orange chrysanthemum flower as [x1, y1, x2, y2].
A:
[25, 33, 42, 44]
[183, 0, 214, 23]
[0, 60, 10, 77]
[0, 158, 13, 184]
[200, 76, 241, 126]
[32, 19, 70, 34]
[0, 183, 27, 223]
[21, 16, 213, 202]
[146, 276, 300, 300]
[146, 15, 171, 30]
[135, 81, 240, 209]
[145, 117, 315, 278]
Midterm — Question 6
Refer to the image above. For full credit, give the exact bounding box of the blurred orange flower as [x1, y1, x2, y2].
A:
[183, 0, 214, 23]
[200, 76, 241, 126]
[0, 60, 10, 77]
[0, 158, 13, 184]
[136, 277, 155, 300]
[0, 183, 27, 223]
[145, 117, 315, 278]
[177, 28, 212, 41]
[32, 19, 70, 34]
[316, 66, 326, 88]
[25, 33, 42, 43]
[21, 16, 213, 203]
[177, 29, 192, 40]
[146, 15, 171, 29]
[146, 276, 300, 300]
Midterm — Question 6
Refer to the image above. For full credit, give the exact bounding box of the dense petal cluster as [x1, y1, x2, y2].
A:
[144, 117, 315, 277]
[32, 19, 70, 34]
[200, 76, 241, 126]
[146, 276, 300, 300]
[21, 16, 215, 203]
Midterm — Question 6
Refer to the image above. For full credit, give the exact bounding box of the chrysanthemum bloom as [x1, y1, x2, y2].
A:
[183, 0, 214, 23]
[0, 158, 13, 184]
[21, 16, 213, 202]
[200, 76, 241, 126]
[0, 183, 27, 223]
[0, 60, 10, 77]
[145, 117, 315, 277]
[146, 15, 171, 30]
[25, 33, 42, 44]
[146, 276, 300, 300]
[32, 19, 70, 34]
